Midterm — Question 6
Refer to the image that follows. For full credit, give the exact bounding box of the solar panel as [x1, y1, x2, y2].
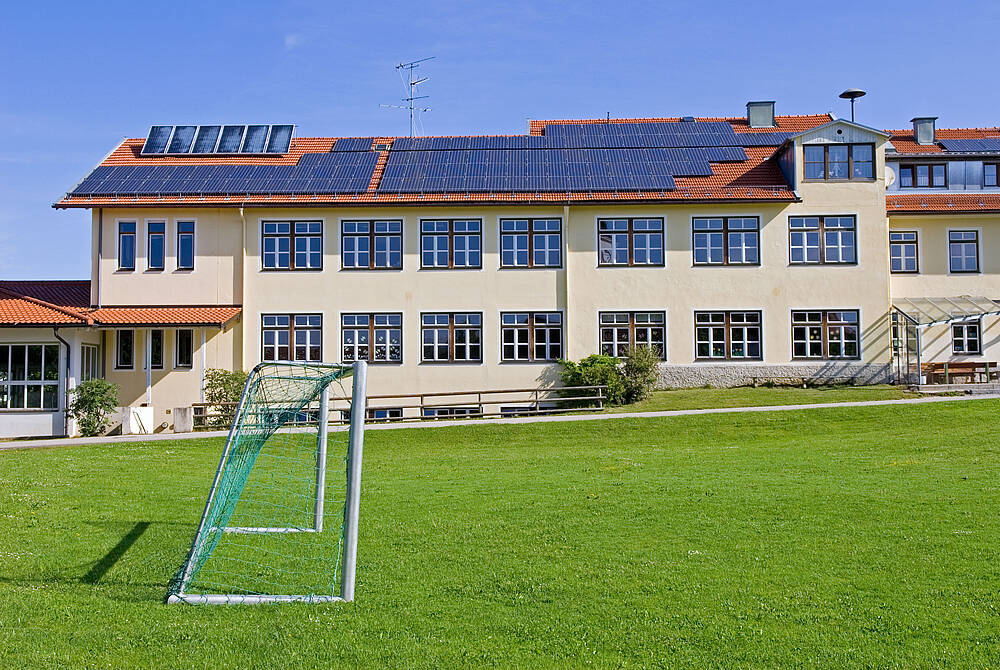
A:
[332, 137, 376, 152]
[242, 125, 269, 153]
[141, 126, 173, 154]
[193, 126, 221, 153]
[266, 125, 294, 153]
[217, 126, 246, 153]
[167, 126, 197, 154]
[939, 138, 1000, 153]
[733, 131, 794, 146]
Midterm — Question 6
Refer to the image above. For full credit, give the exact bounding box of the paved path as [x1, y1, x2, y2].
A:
[4, 393, 999, 451]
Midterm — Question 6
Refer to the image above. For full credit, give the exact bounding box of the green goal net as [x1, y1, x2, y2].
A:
[168, 361, 367, 605]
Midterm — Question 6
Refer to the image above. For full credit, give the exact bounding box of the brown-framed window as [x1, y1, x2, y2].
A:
[803, 144, 874, 180]
[175, 329, 194, 368]
[341, 313, 402, 363]
[420, 220, 481, 269]
[949, 230, 980, 273]
[0, 344, 60, 410]
[500, 219, 562, 268]
[177, 221, 195, 270]
[81, 344, 100, 382]
[791, 310, 860, 359]
[889, 231, 919, 273]
[147, 222, 165, 271]
[341, 220, 402, 270]
[899, 164, 947, 188]
[118, 221, 136, 271]
[149, 329, 164, 369]
[985, 163, 998, 187]
[598, 218, 664, 266]
[115, 330, 134, 369]
[695, 311, 762, 360]
[692, 217, 759, 265]
[262, 221, 322, 270]
[261, 314, 322, 362]
[789, 216, 856, 264]
[952, 320, 982, 354]
[421, 313, 482, 362]
[500, 312, 563, 362]
[599, 311, 666, 359]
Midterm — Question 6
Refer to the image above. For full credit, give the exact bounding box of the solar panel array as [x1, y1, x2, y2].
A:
[939, 138, 1000, 153]
[141, 124, 294, 155]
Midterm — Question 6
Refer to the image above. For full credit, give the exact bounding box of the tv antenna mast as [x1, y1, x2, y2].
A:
[381, 56, 434, 136]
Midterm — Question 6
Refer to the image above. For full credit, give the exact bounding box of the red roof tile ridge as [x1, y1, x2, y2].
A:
[0, 285, 91, 324]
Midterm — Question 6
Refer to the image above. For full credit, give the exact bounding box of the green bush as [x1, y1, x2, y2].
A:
[68, 379, 120, 437]
[203, 368, 248, 427]
[622, 345, 660, 403]
[559, 354, 626, 405]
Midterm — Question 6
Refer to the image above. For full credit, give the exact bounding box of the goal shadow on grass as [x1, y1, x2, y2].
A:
[80, 521, 150, 584]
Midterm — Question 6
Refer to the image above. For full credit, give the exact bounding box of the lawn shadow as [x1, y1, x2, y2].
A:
[81, 521, 150, 584]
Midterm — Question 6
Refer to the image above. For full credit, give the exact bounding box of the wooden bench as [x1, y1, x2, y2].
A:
[921, 361, 999, 384]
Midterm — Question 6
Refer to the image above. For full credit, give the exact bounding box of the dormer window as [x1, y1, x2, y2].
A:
[803, 144, 873, 181]
[899, 163, 946, 188]
[984, 163, 998, 187]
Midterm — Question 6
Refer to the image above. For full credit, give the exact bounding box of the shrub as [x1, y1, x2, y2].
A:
[621, 346, 660, 403]
[68, 379, 120, 437]
[559, 354, 626, 405]
[203, 368, 248, 427]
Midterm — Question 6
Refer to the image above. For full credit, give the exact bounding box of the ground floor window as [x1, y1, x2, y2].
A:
[261, 314, 322, 362]
[952, 321, 981, 354]
[0, 344, 60, 410]
[791, 310, 860, 359]
[599, 312, 666, 359]
[695, 311, 762, 360]
[422, 406, 480, 418]
[501, 312, 563, 362]
[175, 329, 194, 368]
[341, 313, 402, 363]
[367, 407, 403, 422]
[115, 330, 134, 369]
[81, 344, 100, 381]
[149, 330, 164, 369]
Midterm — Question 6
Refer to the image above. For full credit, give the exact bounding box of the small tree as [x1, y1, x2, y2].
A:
[621, 345, 660, 403]
[68, 379, 120, 437]
[559, 354, 626, 405]
[203, 368, 248, 427]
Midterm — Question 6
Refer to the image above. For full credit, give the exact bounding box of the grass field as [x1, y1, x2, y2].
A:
[609, 384, 918, 413]
[2, 399, 999, 668]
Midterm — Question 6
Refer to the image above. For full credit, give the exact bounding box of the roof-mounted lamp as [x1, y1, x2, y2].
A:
[838, 88, 866, 123]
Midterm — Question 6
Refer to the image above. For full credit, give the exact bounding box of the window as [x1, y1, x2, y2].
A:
[422, 406, 480, 418]
[341, 313, 402, 363]
[949, 230, 980, 273]
[261, 314, 322, 362]
[177, 221, 195, 270]
[115, 330, 134, 369]
[695, 311, 762, 360]
[421, 313, 482, 362]
[791, 311, 860, 359]
[262, 221, 322, 270]
[599, 312, 666, 359]
[500, 312, 563, 362]
[118, 222, 136, 271]
[952, 321, 982, 354]
[420, 220, 481, 269]
[149, 329, 164, 369]
[81, 344, 100, 381]
[367, 407, 403, 422]
[789, 216, 856, 264]
[985, 163, 998, 187]
[500, 219, 562, 268]
[803, 144, 874, 180]
[598, 218, 664, 266]
[898, 164, 947, 188]
[147, 222, 165, 270]
[175, 329, 194, 368]
[341, 220, 403, 270]
[0, 344, 60, 410]
[890, 231, 919, 273]
[692, 217, 759, 265]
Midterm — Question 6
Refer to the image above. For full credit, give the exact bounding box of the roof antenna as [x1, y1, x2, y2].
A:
[839, 88, 866, 122]
[381, 57, 435, 137]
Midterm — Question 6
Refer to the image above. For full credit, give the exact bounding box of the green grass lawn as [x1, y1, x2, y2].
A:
[610, 384, 919, 413]
[2, 400, 999, 668]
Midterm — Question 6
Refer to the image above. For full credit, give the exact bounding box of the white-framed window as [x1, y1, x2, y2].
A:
[500, 218, 562, 268]
[695, 311, 762, 360]
[149, 329, 164, 369]
[261, 314, 322, 362]
[791, 310, 860, 359]
[598, 218, 664, 266]
[118, 221, 136, 271]
[262, 221, 322, 270]
[175, 329, 194, 368]
[367, 407, 403, 422]
[115, 330, 135, 369]
[422, 406, 480, 418]
[81, 344, 100, 381]
[789, 216, 856, 264]
[948, 230, 980, 273]
[421, 313, 482, 362]
[890, 231, 919, 273]
[147, 221, 166, 271]
[341, 313, 402, 363]
[341, 220, 403, 270]
[420, 220, 481, 269]
[0, 344, 60, 410]
[500, 312, 563, 362]
[177, 221, 196, 270]
[952, 321, 982, 354]
[692, 217, 759, 265]
[599, 311, 666, 359]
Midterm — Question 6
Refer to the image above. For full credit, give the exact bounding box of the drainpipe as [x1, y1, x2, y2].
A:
[53, 327, 71, 437]
[562, 204, 571, 358]
[239, 205, 247, 372]
[145, 329, 152, 405]
[95, 208, 103, 307]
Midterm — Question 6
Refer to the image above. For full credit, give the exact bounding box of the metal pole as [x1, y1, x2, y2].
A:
[340, 361, 367, 602]
[314, 384, 330, 532]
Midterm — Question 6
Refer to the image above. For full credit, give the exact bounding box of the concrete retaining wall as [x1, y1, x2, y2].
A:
[656, 363, 893, 389]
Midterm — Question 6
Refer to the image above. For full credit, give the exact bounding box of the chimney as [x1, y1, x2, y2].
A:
[747, 101, 776, 129]
[911, 117, 937, 145]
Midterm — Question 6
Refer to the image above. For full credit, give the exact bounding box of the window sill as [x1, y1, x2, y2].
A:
[339, 267, 403, 272]
[419, 361, 484, 366]
[0, 408, 60, 413]
[802, 178, 876, 183]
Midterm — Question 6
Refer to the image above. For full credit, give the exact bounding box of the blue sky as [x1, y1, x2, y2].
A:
[3, 0, 999, 280]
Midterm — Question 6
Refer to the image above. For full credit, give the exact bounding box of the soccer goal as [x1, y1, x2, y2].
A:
[167, 360, 367, 605]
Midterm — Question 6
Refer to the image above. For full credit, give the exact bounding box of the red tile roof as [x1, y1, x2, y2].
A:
[528, 114, 833, 136]
[887, 193, 1000, 214]
[101, 137, 337, 166]
[887, 127, 1000, 154]
[87, 306, 242, 327]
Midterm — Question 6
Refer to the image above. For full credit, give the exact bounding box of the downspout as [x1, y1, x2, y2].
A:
[239, 205, 247, 372]
[96, 208, 103, 307]
[562, 204, 571, 358]
[53, 327, 71, 437]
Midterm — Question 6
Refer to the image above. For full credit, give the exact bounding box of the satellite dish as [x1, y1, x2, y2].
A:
[885, 165, 896, 187]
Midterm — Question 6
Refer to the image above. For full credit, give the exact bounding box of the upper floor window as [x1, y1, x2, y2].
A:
[899, 164, 946, 188]
[599, 311, 666, 359]
[598, 218, 664, 266]
[791, 310, 860, 360]
[118, 222, 136, 271]
[421, 313, 482, 362]
[889, 231, 919, 273]
[147, 222, 165, 271]
[501, 312, 563, 362]
[177, 221, 195, 270]
[985, 163, 998, 187]
[421, 220, 481, 269]
[789, 216, 856, 265]
[695, 311, 762, 360]
[952, 321, 981, 355]
[261, 314, 322, 362]
[500, 219, 562, 268]
[342, 220, 402, 270]
[115, 330, 134, 369]
[692, 217, 759, 265]
[0, 344, 60, 410]
[175, 329, 194, 368]
[803, 144, 874, 180]
[262, 221, 322, 270]
[341, 313, 402, 363]
[948, 230, 980, 273]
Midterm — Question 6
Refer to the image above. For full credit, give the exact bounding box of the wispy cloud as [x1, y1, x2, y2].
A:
[284, 33, 304, 50]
